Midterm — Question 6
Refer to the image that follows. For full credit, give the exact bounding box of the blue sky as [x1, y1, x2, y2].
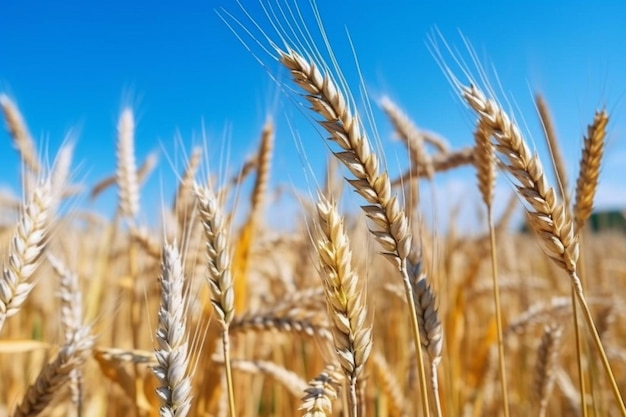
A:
[1, 0, 625, 230]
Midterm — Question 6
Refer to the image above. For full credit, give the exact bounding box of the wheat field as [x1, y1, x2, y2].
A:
[1, 3, 625, 417]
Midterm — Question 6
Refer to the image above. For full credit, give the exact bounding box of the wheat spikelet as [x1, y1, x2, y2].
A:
[11, 326, 93, 417]
[115, 107, 139, 220]
[153, 242, 193, 417]
[534, 324, 563, 417]
[0, 94, 40, 175]
[573, 110, 608, 233]
[0, 178, 51, 332]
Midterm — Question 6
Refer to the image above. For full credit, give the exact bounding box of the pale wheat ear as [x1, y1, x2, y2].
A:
[315, 193, 372, 417]
[0, 94, 41, 175]
[116, 107, 139, 222]
[0, 176, 52, 333]
[153, 242, 193, 417]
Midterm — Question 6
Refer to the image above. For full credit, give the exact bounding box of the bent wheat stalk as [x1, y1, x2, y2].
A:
[278, 46, 432, 417]
[473, 115, 509, 417]
[195, 183, 236, 417]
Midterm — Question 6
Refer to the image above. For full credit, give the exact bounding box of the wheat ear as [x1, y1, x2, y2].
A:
[115, 107, 139, 220]
[534, 324, 563, 417]
[0, 94, 40, 175]
[391, 146, 475, 186]
[0, 179, 51, 332]
[300, 365, 343, 417]
[380, 95, 434, 179]
[278, 47, 432, 417]
[573, 110, 608, 234]
[11, 326, 93, 417]
[316, 195, 372, 417]
[153, 242, 193, 417]
[250, 120, 274, 217]
[461, 83, 625, 414]
[48, 254, 84, 412]
[194, 183, 236, 417]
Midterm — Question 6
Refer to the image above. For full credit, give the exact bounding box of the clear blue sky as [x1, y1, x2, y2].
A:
[2, 0, 625, 229]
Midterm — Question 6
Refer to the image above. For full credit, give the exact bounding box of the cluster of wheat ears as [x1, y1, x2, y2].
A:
[1, 3, 625, 417]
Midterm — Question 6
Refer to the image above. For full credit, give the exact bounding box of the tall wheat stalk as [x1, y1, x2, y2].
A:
[195, 183, 236, 417]
[472, 117, 509, 417]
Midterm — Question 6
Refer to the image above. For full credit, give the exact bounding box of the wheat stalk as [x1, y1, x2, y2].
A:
[194, 183, 236, 417]
[473, 112, 509, 417]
